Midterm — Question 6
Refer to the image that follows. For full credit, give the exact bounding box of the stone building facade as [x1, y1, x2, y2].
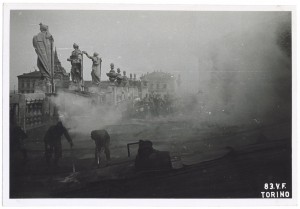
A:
[140, 71, 176, 97]
[10, 93, 58, 130]
[17, 70, 42, 94]
[17, 48, 69, 94]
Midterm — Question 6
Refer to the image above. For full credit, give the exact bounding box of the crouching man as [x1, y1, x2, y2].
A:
[91, 129, 111, 165]
[44, 121, 73, 166]
[135, 140, 172, 171]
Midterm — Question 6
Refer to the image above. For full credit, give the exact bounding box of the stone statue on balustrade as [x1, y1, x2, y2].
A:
[132, 74, 138, 86]
[122, 71, 128, 87]
[116, 68, 123, 85]
[106, 63, 117, 83]
[67, 43, 82, 83]
[129, 73, 133, 86]
[32, 23, 54, 82]
[83, 51, 102, 85]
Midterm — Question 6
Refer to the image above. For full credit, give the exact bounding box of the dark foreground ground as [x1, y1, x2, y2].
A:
[9, 119, 292, 198]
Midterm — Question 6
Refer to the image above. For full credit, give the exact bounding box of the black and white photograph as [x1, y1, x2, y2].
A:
[2, 3, 296, 206]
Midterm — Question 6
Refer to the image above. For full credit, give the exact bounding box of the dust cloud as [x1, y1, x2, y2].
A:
[177, 12, 291, 127]
[52, 12, 291, 146]
[52, 91, 123, 140]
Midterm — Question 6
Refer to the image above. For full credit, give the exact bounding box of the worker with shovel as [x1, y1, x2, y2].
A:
[91, 129, 111, 167]
[44, 121, 74, 167]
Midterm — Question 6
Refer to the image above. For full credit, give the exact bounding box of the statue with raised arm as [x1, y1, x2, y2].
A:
[67, 43, 82, 83]
[82, 51, 102, 85]
[32, 23, 54, 81]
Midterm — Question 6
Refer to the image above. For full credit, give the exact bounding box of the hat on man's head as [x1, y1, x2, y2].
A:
[56, 121, 62, 127]
[39, 23, 48, 31]
[93, 52, 99, 57]
[73, 43, 79, 48]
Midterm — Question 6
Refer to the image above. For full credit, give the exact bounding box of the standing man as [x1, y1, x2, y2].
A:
[44, 121, 74, 166]
[91, 129, 111, 165]
[10, 121, 28, 163]
[82, 51, 101, 85]
[67, 43, 82, 83]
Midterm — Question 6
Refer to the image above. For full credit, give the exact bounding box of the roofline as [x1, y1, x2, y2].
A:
[17, 71, 42, 78]
[17, 75, 42, 78]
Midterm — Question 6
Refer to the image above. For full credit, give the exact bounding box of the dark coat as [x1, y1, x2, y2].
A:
[10, 126, 27, 151]
[44, 123, 72, 146]
[91, 129, 110, 148]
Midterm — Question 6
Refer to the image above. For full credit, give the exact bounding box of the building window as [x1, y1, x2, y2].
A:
[163, 84, 167, 89]
[157, 83, 160, 89]
[150, 83, 154, 89]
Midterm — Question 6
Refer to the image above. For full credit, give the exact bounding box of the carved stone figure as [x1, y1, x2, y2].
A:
[116, 68, 123, 85]
[67, 43, 82, 83]
[129, 73, 133, 86]
[32, 23, 54, 81]
[122, 71, 128, 86]
[106, 63, 117, 82]
[83, 51, 101, 85]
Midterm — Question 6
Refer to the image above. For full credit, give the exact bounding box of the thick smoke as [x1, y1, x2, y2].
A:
[52, 12, 291, 146]
[52, 92, 123, 140]
[177, 13, 292, 127]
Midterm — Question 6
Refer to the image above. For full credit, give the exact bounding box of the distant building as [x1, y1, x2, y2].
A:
[10, 93, 57, 130]
[17, 48, 69, 94]
[53, 48, 70, 90]
[17, 70, 42, 94]
[140, 71, 176, 97]
[84, 79, 142, 106]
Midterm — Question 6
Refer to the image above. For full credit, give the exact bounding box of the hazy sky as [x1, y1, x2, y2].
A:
[10, 10, 290, 90]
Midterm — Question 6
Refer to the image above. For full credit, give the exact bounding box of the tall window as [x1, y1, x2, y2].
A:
[163, 84, 167, 89]
[157, 83, 160, 89]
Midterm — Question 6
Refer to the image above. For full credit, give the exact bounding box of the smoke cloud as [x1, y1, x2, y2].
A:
[52, 91, 123, 140]
[50, 12, 291, 146]
[177, 12, 291, 127]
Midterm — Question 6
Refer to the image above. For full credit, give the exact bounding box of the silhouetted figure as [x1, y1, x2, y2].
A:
[44, 121, 73, 166]
[91, 129, 111, 164]
[135, 140, 172, 171]
[10, 124, 28, 163]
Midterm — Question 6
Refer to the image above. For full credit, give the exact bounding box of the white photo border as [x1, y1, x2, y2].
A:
[2, 3, 298, 207]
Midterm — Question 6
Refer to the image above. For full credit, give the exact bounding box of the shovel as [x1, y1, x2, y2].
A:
[70, 145, 76, 173]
